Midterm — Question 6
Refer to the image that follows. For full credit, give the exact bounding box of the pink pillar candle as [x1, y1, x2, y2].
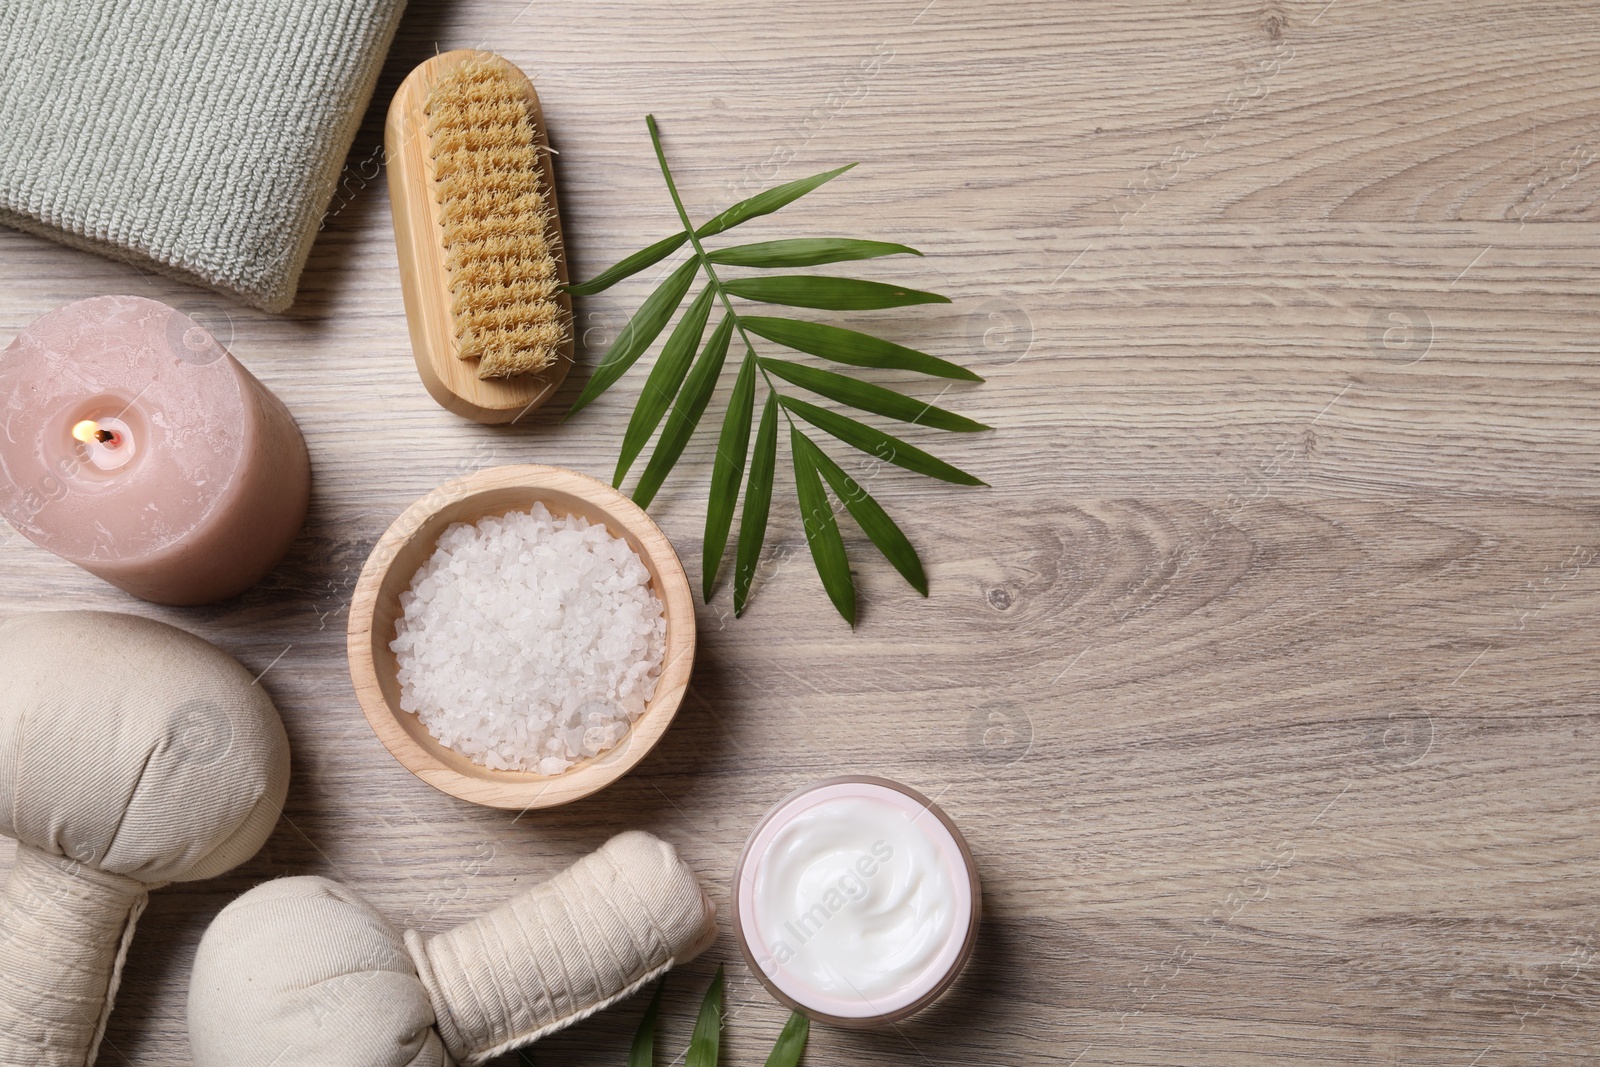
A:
[0, 296, 311, 605]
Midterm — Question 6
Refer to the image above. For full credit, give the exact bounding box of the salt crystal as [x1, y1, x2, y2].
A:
[390, 506, 667, 773]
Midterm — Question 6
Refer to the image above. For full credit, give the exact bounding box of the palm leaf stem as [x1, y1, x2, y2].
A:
[646, 115, 799, 436]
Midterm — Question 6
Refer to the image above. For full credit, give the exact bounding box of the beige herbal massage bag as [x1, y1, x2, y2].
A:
[188, 831, 717, 1066]
[0, 611, 291, 1067]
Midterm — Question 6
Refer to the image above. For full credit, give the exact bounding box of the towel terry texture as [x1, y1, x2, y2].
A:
[0, 0, 408, 312]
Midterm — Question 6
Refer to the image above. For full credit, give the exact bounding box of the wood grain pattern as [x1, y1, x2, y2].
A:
[347, 463, 696, 810]
[1, 0, 1598, 1063]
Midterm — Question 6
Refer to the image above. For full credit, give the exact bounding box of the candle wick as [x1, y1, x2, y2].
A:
[95, 429, 116, 444]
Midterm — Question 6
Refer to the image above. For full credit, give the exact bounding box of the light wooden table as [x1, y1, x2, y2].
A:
[3, 1, 1598, 1063]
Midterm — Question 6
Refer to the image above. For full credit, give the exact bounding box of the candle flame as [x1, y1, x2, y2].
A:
[71, 420, 100, 444]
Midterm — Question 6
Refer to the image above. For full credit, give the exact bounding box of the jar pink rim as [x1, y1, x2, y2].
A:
[731, 775, 982, 1028]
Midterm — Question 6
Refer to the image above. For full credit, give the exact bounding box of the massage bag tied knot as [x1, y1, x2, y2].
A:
[189, 831, 716, 1067]
[0, 610, 291, 1067]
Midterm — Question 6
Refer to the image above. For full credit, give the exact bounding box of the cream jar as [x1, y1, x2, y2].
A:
[733, 776, 981, 1026]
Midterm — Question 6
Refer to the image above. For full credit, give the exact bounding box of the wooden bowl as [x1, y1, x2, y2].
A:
[347, 465, 695, 810]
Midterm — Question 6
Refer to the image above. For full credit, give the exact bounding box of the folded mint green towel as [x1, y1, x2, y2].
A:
[0, 0, 408, 312]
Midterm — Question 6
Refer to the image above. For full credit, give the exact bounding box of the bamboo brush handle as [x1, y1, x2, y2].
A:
[386, 48, 573, 424]
[405, 832, 716, 1067]
[0, 845, 149, 1067]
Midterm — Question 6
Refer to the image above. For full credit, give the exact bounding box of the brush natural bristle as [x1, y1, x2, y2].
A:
[426, 56, 566, 380]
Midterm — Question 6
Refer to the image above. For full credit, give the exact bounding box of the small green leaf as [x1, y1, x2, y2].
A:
[724, 275, 950, 310]
[567, 231, 689, 297]
[792, 429, 857, 625]
[706, 238, 920, 269]
[742, 316, 981, 381]
[735, 393, 779, 616]
[616, 287, 715, 484]
[704, 352, 756, 600]
[760, 358, 990, 432]
[685, 967, 725, 1067]
[695, 165, 858, 239]
[628, 980, 665, 1067]
[812, 444, 928, 595]
[780, 396, 986, 485]
[568, 257, 700, 417]
[763, 1012, 810, 1067]
[635, 316, 734, 508]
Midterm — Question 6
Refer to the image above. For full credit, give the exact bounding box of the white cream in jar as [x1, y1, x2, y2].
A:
[734, 777, 980, 1025]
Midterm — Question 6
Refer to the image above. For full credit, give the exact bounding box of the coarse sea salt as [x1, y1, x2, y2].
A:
[390, 503, 667, 774]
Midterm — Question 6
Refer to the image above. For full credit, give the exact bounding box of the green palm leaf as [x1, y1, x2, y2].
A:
[685, 968, 724, 1067]
[567, 231, 688, 296]
[628, 980, 665, 1067]
[812, 444, 928, 595]
[734, 393, 779, 616]
[763, 1013, 810, 1067]
[694, 164, 857, 238]
[742, 315, 980, 380]
[573, 116, 990, 624]
[616, 287, 715, 484]
[724, 275, 950, 310]
[760, 358, 990, 432]
[779, 395, 985, 485]
[634, 316, 734, 508]
[704, 352, 756, 599]
[625, 978, 807, 1067]
[706, 238, 919, 269]
[568, 256, 699, 417]
[792, 429, 857, 625]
